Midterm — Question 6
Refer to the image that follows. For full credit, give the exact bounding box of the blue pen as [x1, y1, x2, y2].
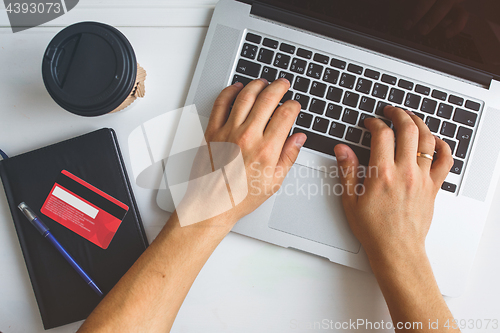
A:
[18, 202, 103, 297]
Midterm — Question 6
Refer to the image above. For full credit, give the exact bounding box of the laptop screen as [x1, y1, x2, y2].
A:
[253, 0, 500, 81]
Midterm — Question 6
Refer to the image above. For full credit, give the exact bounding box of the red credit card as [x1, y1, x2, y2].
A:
[41, 170, 129, 249]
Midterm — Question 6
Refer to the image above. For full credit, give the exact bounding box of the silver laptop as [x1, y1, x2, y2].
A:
[163, 0, 500, 297]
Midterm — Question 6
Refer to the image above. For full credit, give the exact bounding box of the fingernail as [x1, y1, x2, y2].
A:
[232, 82, 243, 88]
[278, 77, 290, 85]
[336, 149, 348, 162]
[295, 135, 307, 148]
[259, 78, 269, 84]
[405, 109, 415, 116]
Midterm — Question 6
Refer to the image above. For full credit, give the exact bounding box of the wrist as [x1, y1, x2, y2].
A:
[366, 242, 430, 279]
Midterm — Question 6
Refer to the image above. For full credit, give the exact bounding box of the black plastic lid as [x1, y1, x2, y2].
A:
[42, 22, 137, 117]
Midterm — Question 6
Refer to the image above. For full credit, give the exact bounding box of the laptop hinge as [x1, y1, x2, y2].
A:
[250, 1, 493, 88]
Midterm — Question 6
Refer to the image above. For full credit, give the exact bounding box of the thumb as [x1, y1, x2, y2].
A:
[274, 133, 307, 182]
[334, 144, 360, 207]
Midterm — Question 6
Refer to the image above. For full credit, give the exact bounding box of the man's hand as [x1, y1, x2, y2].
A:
[334, 106, 458, 333]
[204, 78, 306, 224]
[77, 79, 305, 333]
[335, 106, 453, 263]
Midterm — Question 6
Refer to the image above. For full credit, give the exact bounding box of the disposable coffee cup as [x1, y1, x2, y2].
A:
[42, 22, 146, 117]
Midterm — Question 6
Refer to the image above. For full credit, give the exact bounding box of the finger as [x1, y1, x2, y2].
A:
[274, 133, 307, 183]
[444, 6, 469, 38]
[384, 106, 419, 165]
[430, 136, 454, 185]
[206, 82, 244, 136]
[264, 99, 301, 145]
[226, 78, 269, 127]
[334, 144, 360, 208]
[364, 115, 395, 166]
[418, 0, 456, 35]
[407, 111, 436, 170]
[244, 78, 291, 131]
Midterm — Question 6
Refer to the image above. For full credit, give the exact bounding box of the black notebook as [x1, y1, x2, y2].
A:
[0, 128, 149, 330]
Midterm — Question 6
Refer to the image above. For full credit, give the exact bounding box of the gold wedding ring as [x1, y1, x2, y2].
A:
[417, 152, 434, 161]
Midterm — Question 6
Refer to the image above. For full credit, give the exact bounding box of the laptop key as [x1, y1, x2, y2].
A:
[456, 126, 473, 159]
[290, 58, 307, 74]
[297, 48, 313, 59]
[381, 74, 397, 85]
[340, 73, 356, 89]
[454, 108, 477, 127]
[376, 101, 391, 116]
[310, 99, 326, 114]
[362, 131, 372, 147]
[432, 90, 447, 101]
[236, 59, 261, 77]
[465, 100, 481, 112]
[342, 108, 359, 125]
[232, 74, 252, 86]
[437, 103, 453, 119]
[294, 128, 372, 165]
[258, 48, 275, 64]
[451, 159, 464, 175]
[261, 67, 278, 82]
[326, 86, 343, 103]
[274, 53, 291, 69]
[241, 43, 258, 59]
[356, 78, 373, 94]
[449, 95, 464, 106]
[326, 103, 342, 119]
[359, 96, 376, 113]
[346, 127, 363, 144]
[294, 93, 310, 109]
[280, 43, 296, 54]
[310, 81, 327, 98]
[314, 53, 329, 64]
[421, 98, 437, 114]
[296, 112, 313, 128]
[323, 68, 340, 84]
[343, 92, 360, 108]
[281, 90, 293, 103]
[404, 93, 421, 109]
[372, 83, 389, 99]
[443, 138, 457, 154]
[279, 71, 294, 83]
[263, 38, 279, 49]
[246, 32, 262, 44]
[364, 69, 380, 80]
[413, 111, 425, 120]
[313, 117, 330, 133]
[441, 182, 457, 193]
[415, 84, 431, 96]
[398, 79, 414, 90]
[307, 63, 324, 80]
[331, 58, 346, 70]
[425, 117, 441, 133]
[294, 76, 311, 93]
[348, 64, 363, 75]
[359, 113, 375, 129]
[329, 122, 346, 138]
[440, 121, 457, 138]
[389, 88, 405, 105]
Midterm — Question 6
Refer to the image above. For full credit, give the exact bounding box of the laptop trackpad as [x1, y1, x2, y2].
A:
[268, 164, 361, 253]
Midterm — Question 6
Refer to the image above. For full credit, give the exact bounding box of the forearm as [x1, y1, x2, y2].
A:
[369, 247, 460, 333]
[77, 212, 233, 333]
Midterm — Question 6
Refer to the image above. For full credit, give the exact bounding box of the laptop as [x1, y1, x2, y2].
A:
[161, 0, 500, 297]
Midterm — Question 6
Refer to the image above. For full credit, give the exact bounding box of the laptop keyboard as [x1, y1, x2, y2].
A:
[231, 32, 484, 194]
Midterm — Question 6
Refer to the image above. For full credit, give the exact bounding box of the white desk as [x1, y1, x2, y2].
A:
[1, 1, 500, 332]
